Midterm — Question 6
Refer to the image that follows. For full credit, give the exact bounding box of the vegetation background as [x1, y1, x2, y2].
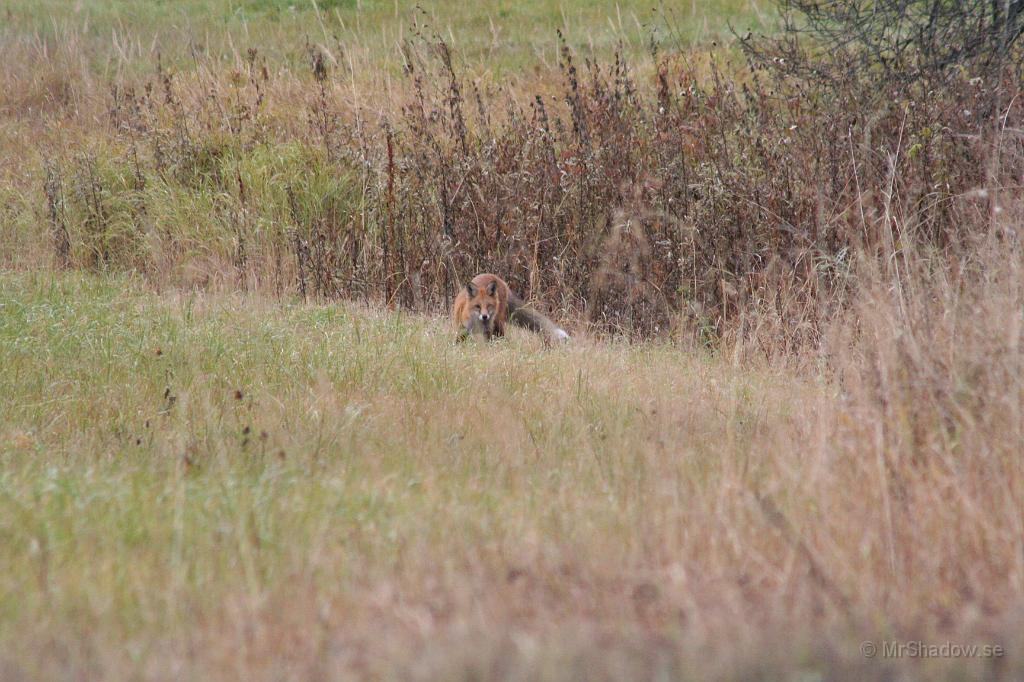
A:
[1, 1, 1022, 680]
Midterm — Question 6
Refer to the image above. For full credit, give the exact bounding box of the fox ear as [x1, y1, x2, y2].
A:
[486, 281, 497, 296]
[466, 282, 477, 298]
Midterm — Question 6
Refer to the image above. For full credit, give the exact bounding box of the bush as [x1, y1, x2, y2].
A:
[741, 0, 1024, 88]
[41, 27, 1024, 345]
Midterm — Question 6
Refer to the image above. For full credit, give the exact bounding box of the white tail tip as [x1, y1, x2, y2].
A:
[553, 328, 570, 342]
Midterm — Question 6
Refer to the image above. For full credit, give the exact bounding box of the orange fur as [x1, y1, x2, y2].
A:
[453, 273, 570, 343]
[452, 273, 509, 341]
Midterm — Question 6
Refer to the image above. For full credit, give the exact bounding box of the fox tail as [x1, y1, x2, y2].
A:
[507, 293, 570, 342]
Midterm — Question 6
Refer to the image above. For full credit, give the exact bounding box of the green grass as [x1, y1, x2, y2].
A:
[5, 0, 773, 73]
[3, 263, 1022, 680]
[0, 270, 817, 679]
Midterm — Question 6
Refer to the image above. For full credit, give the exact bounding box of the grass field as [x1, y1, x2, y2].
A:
[3, 0, 1024, 680]
[4, 0, 770, 73]
[2, 265, 1021, 680]
[0, 271, 818, 679]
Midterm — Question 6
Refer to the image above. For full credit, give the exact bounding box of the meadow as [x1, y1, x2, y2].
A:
[2, 1, 1023, 680]
[4, 0, 767, 69]
[3, 267, 1018, 681]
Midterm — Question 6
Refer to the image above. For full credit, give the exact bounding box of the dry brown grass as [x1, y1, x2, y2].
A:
[1, 237, 1021, 680]
[5, 21, 1020, 345]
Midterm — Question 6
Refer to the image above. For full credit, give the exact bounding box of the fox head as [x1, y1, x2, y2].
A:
[464, 279, 499, 333]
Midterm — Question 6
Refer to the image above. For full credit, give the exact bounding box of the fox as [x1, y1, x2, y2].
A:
[453, 273, 570, 343]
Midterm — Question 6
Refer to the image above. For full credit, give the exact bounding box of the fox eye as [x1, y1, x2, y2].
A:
[473, 304, 481, 310]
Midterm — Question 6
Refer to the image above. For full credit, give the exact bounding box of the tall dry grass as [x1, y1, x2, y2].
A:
[5, 22, 1020, 345]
